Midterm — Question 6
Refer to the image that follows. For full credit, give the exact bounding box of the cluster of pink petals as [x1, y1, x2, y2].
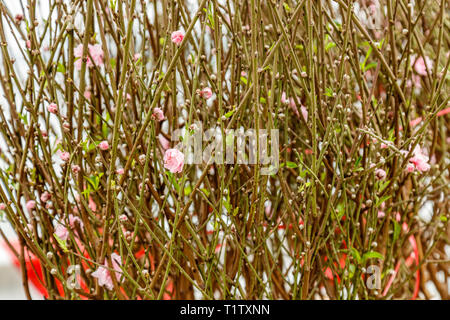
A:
[74, 44, 104, 71]
[375, 168, 387, 180]
[55, 223, 69, 241]
[0, 203, 6, 210]
[411, 55, 433, 76]
[59, 151, 70, 162]
[199, 87, 213, 99]
[171, 30, 184, 45]
[281, 92, 308, 121]
[26, 200, 36, 211]
[407, 145, 430, 173]
[116, 168, 125, 175]
[151, 107, 165, 121]
[98, 140, 109, 151]
[40, 191, 51, 203]
[71, 164, 81, 173]
[47, 103, 58, 114]
[91, 253, 123, 290]
[163, 148, 184, 173]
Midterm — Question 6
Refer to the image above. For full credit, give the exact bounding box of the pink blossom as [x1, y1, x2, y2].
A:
[26, 40, 31, 49]
[74, 44, 104, 71]
[26, 200, 36, 211]
[68, 214, 84, 229]
[437, 107, 450, 117]
[0, 203, 6, 210]
[88, 197, 97, 212]
[55, 223, 69, 241]
[375, 168, 387, 180]
[380, 142, 389, 149]
[151, 107, 165, 121]
[408, 145, 430, 172]
[98, 141, 109, 151]
[281, 92, 289, 105]
[300, 105, 308, 121]
[133, 53, 141, 62]
[158, 134, 170, 151]
[84, 90, 92, 100]
[59, 151, 70, 162]
[119, 214, 128, 222]
[411, 55, 433, 76]
[116, 168, 124, 175]
[171, 30, 184, 45]
[40, 191, 50, 203]
[377, 211, 385, 218]
[409, 117, 423, 128]
[71, 165, 81, 173]
[163, 148, 184, 173]
[91, 253, 123, 290]
[15, 14, 24, 24]
[47, 103, 58, 114]
[200, 87, 213, 99]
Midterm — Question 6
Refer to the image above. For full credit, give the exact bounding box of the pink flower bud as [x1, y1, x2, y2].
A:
[47, 103, 58, 114]
[151, 107, 165, 121]
[98, 141, 109, 151]
[200, 87, 213, 99]
[59, 151, 70, 162]
[40, 191, 50, 203]
[0, 203, 6, 210]
[26, 200, 36, 211]
[171, 30, 184, 45]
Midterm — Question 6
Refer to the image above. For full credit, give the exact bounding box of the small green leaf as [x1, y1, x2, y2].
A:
[349, 248, 362, 264]
[57, 62, 66, 73]
[286, 161, 298, 169]
[362, 251, 384, 263]
[54, 234, 68, 253]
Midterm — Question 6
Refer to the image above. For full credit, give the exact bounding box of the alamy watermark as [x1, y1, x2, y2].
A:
[172, 121, 279, 175]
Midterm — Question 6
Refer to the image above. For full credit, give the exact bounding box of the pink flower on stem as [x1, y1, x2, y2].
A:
[151, 107, 165, 121]
[91, 253, 123, 290]
[98, 141, 109, 151]
[408, 145, 430, 172]
[47, 103, 58, 114]
[71, 165, 81, 173]
[158, 134, 170, 151]
[26, 40, 31, 49]
[26, 200, 36, 211]
[375, 168, 387, 180]
[84, 90, 92, 100]
[74, 44, 104, 71]
[59, 151, 70, 162]
[0, 203, 6, 210]
[40, 191, 50, 203]
[116, 168, 124, 175]
[171, 30, 184, 45]
[281, 92, 289, 105]
[411, 55, 433, 76]
[15, 14, 24, 24]
[200, 87, 213, 99]
[163, 148, 184, 173]
[68, 214, 84, 230]
[55, 223, 69, 241]
[300, 105, 308, 121]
